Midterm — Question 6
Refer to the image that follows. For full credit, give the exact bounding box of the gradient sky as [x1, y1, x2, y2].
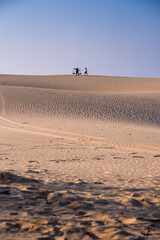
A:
[0, 0, 160, 77]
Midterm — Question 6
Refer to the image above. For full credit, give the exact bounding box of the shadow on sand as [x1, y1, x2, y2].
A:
[0, 172, 160, 239]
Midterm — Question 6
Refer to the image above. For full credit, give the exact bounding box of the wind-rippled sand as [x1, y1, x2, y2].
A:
[0, 75, 160, 239]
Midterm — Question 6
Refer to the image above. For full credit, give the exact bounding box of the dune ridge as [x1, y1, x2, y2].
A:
[0, 74, 160, 93]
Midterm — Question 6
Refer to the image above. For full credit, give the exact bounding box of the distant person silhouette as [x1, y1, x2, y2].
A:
[84, 67, 88, 75]
[75, 67, 79, 76]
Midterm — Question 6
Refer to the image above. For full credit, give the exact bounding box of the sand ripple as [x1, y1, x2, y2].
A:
[0, 86, 160, 127]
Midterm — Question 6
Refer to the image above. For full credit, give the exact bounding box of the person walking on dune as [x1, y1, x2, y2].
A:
[76, 67, 79, 76]
[73, 67, 79, 76]
[84, 67, 88, 75]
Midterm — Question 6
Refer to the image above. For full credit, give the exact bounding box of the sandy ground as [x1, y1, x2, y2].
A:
[0, 75, 160, 240]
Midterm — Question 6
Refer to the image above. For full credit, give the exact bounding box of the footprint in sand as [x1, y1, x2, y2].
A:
[132, 156, 144, 158]
[92, 155, 105, 161]
[113, 156, 122, 159]
[29, 160, 39, 163]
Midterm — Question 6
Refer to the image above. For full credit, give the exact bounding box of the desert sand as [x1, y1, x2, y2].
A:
[0, 74, 160, 240]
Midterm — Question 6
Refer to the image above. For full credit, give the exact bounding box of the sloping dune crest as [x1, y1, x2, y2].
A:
[0, 74, 160, 93]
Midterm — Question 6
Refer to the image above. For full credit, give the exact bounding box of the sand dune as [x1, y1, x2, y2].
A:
[0, 75, 160, 239]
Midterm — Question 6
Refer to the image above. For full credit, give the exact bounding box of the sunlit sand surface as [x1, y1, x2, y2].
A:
[0, 75, 160, 239]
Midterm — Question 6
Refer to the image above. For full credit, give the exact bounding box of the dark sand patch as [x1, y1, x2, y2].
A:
[0, 172, 160, 239]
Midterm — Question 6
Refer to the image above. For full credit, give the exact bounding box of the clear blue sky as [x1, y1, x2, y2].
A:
[0, 0, 160, 77]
